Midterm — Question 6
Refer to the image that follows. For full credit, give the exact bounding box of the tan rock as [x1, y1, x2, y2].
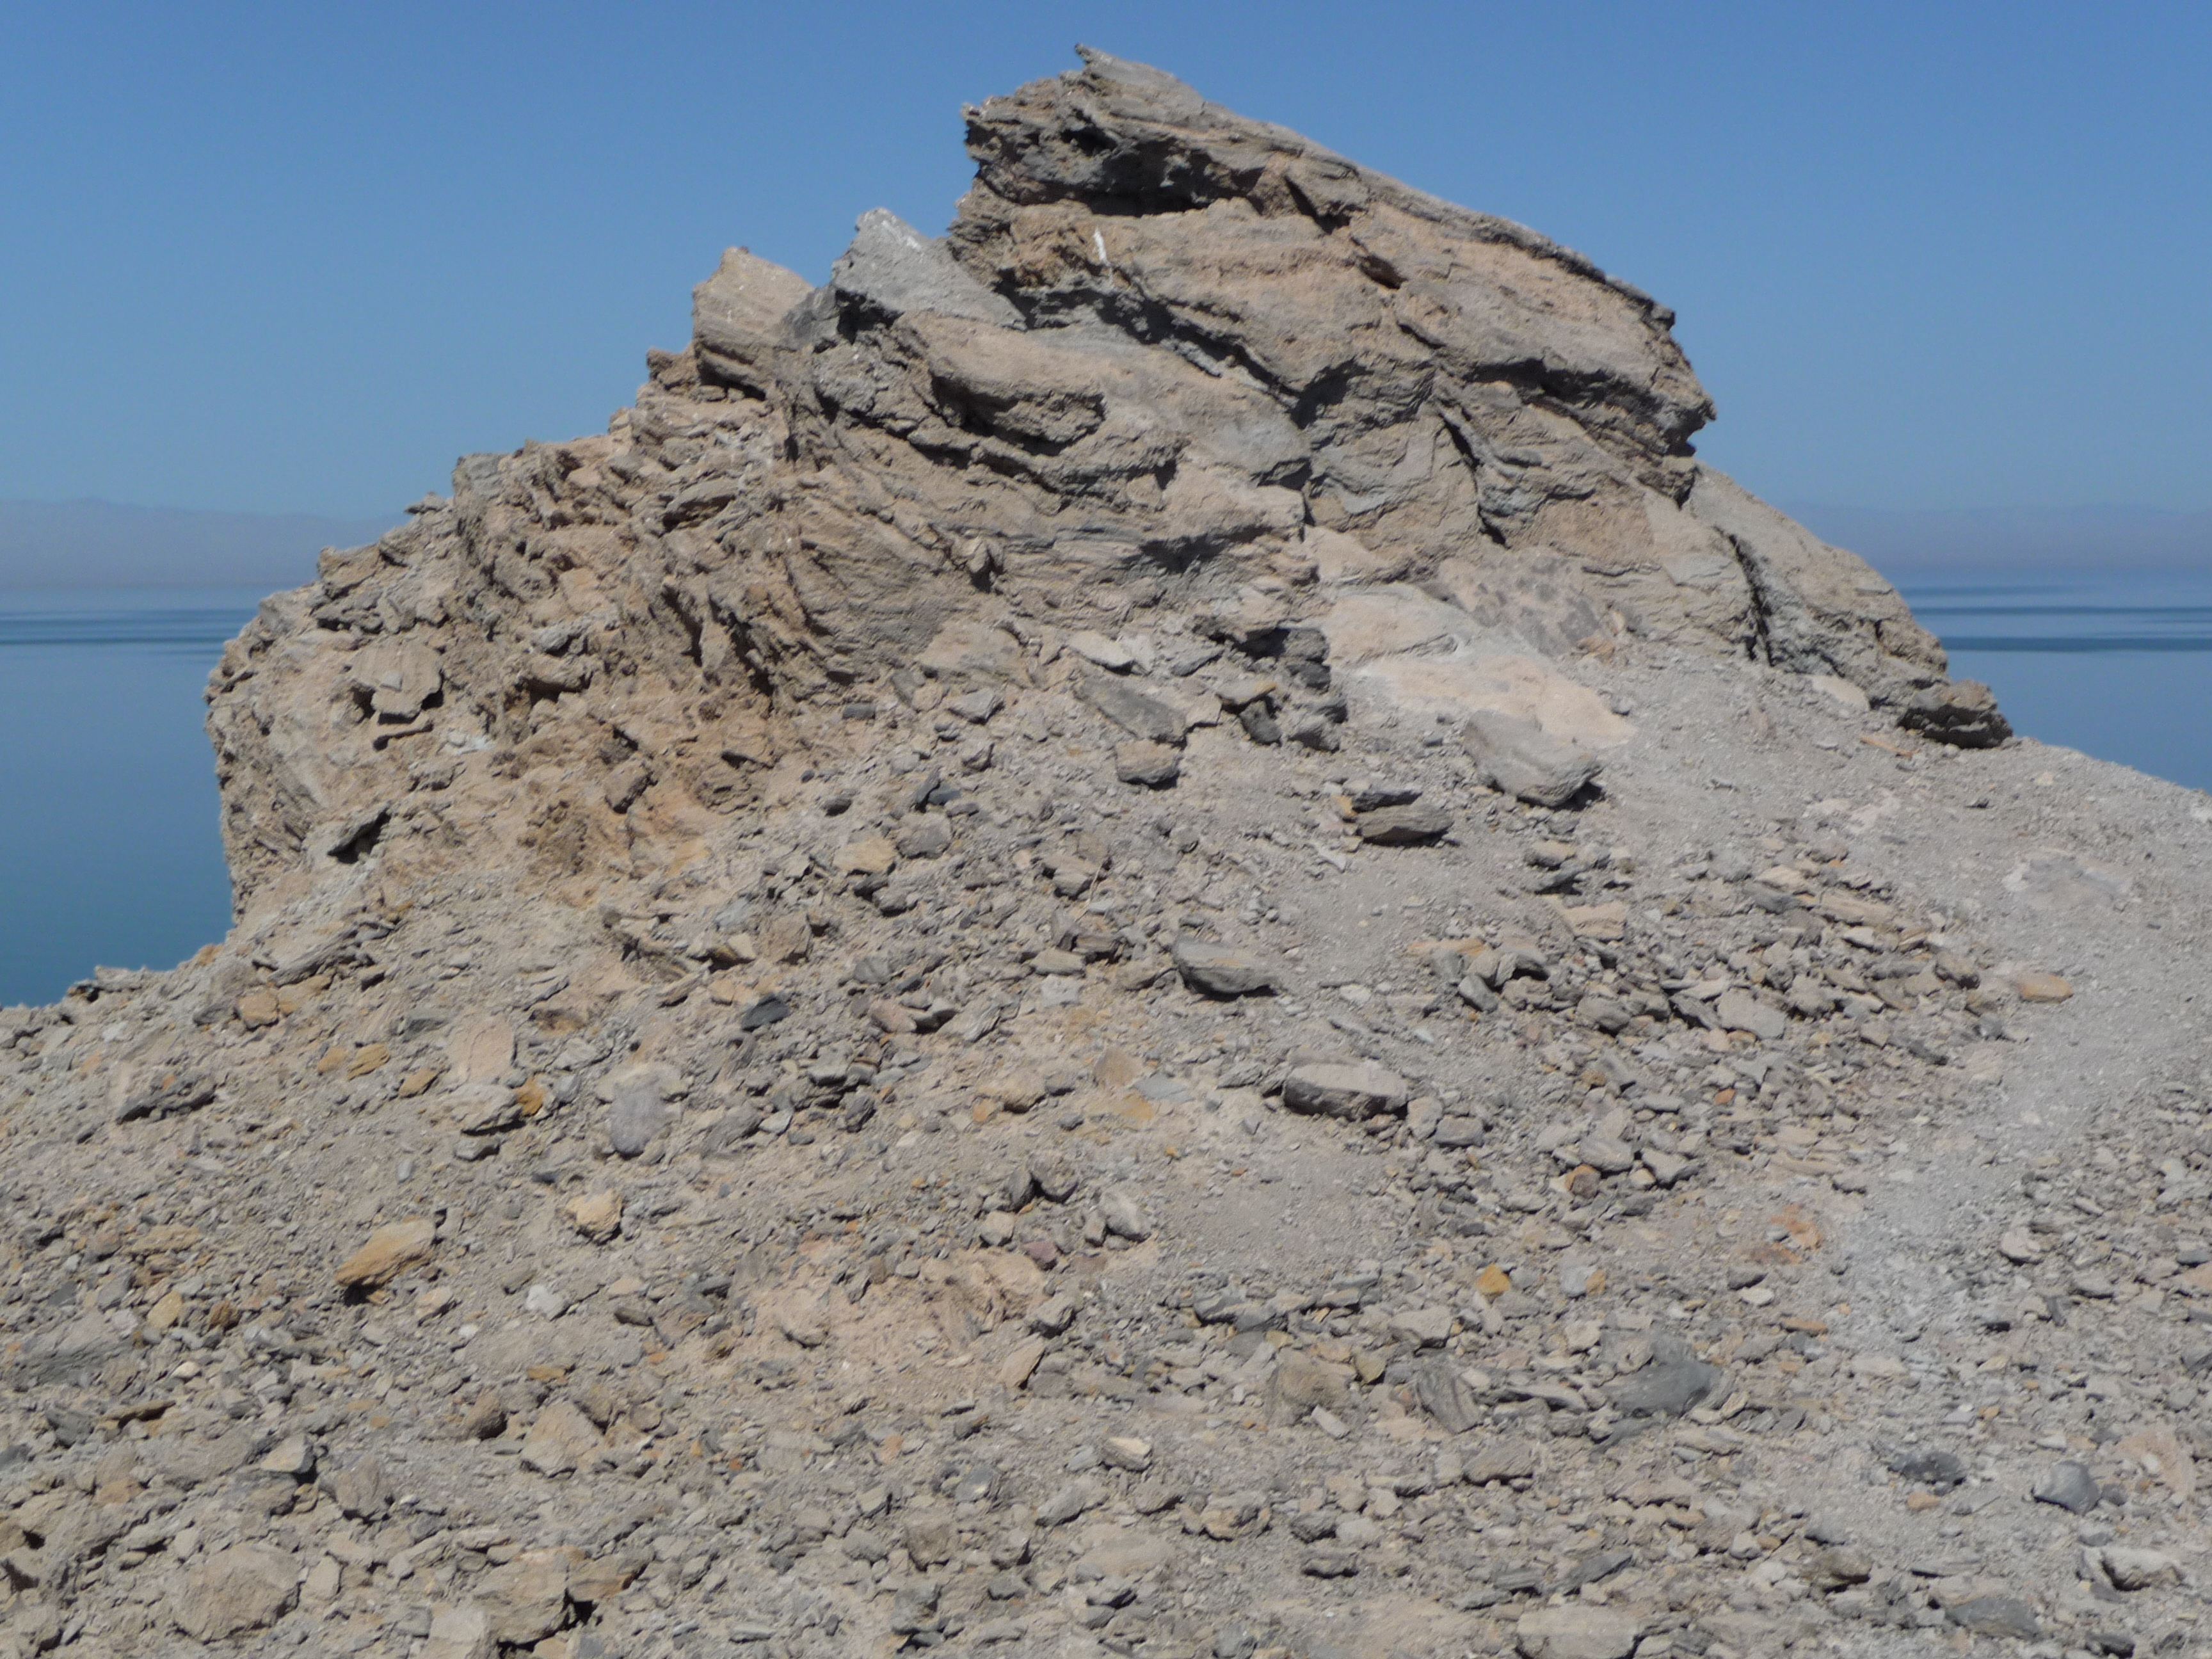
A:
[996, 1336, 1047, 1390]
[758, 911, 812, 963]
[1515, 1605, 1642, 1659]
[565, 1189, 623, 1244]
[445, 1016, 515, 1083]
[344, 1041, 390, 1078]
[145, 1287, 186, 1331]
[519, 1400, 604, 1476]
[476, 1547, 575, 1644]
[335, 1217, 436, 1290]
[833, 834, 899, 876]
[422, 1601, 497, 1659]
[2014, 972, 2073, 1002]
[235, 986, 280, 1029]
[169, 1541, 300, 1640]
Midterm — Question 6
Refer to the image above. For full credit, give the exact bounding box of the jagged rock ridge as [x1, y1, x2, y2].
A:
[210, 45, 1950, 924]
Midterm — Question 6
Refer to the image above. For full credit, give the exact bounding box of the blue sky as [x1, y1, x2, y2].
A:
[2, 1, 2206, 520]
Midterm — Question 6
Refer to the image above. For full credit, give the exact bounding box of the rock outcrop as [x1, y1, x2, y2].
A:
[31, 51, 2212, 1659]
[208, 45, 1949, 927]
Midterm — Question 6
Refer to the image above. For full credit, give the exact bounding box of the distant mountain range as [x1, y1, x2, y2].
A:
[0, 495, 2203, 593]
[0, 498, 394, 590]
[1787, 502, 2212, 579]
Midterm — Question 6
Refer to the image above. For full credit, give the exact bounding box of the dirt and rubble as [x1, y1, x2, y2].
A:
[3, 45, 2212, 1659]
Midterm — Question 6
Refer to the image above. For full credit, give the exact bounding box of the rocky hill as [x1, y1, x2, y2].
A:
[3, 47, 2209, 1659]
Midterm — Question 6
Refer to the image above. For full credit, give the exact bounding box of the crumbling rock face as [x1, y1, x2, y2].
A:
[19, 53, 2212, 1659]
[207, 47, 1953, 924]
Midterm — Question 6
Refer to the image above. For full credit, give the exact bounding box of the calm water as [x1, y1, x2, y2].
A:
[1898, 571, 2212, 794]
[0, 573, 2206, 1007]
[0, 588, 262, 1006]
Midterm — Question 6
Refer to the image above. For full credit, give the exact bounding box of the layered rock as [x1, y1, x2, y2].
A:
[207, 45, 1950, 926]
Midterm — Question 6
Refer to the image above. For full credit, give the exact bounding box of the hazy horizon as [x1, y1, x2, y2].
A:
[1, 492, 2202, 594]
[3, 7, 2208, 522]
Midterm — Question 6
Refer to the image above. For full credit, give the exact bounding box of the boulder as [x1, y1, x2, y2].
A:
[1899, 679, 2011, 748]
[1463, 709, 1602, 807]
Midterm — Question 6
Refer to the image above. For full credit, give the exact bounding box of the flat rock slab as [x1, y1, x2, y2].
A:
[1944, 1596, 2039, 1640]
[1077, 675, 1184, 744]
[1170, 938, 1278, 997]
[1714, 989, 1787, 1039]
[1283, 1062, 1409, 1118]
[1354, 803, 1452, 843]
[336, 1217, 437, 1290]
[1514, 1605, 1642, 1659]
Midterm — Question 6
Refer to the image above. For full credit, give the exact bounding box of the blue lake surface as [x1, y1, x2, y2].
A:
[1897, 571, 2212, 795]
[0, 588, 263, 1007]
[0, 572, 2206, 1009]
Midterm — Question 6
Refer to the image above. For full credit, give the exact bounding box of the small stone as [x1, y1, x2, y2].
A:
[259, 1434, 315, 1477]
[1066, 632, 1135, 671]
[1512, 1604, 1642, 1659]
[605, 1063, 678, 1157]
[325, 1451, 391, 1521]
[997, 1336, 1047, 1390]
[235, 986, 282, 1029]
[1283, 1061, 1410, 1119]
[1027, 1148, 1081, 1202]
[1578, 1136, 1635, 1175]
[423, 1602, 497, 1659]
[1100, 1436, 1151, 1472]
[833, 834, 899, 876]
[1997, 1227, 2043, 1263]
[522, 1283, 568, 1319]
[1944, 1596, 2040, 1639]
[1463, 709, 1601, 808]
[335, 1217, 437, 1290]
[2014, 972, 2073, 1002]
[1099, 1187, 1151, 1240]
[460, 1393, 508, 1441]
[1029, 1294, 1078, 1336]
[1354, 803, 1452, 844]
[1114, 740, 1182, 787]
[895, 817, 955, 859]
[2033, 1461, 2101, 1515]
[1077, 674, 1183, 744]
[1390, 1306, 1454, 1347]
[519, 1399, 603, 1476]
[1036, 1477, 1104, 1526]
[1805, 1547, 1873, 1590]
[1899, 678, 2010, 748]
[1169, 937, 1279, 997]
[2098, 1547, 2178, 1591]
[1714, 989, 1787, 1041]
[565, 1189, 623, 1244]
[169, 1543, 300, 1640]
